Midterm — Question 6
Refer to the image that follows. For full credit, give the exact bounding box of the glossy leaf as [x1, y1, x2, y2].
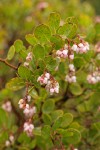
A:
[6, 77, 25, 91]
[7, 45, 15, 60]
[25, 34, 38, 45]
[42, 99, 55, 114]
[48, 12, 60, 33]
[34, 24, 51, 43]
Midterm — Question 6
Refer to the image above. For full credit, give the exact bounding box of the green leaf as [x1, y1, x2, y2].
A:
[33, 44, 45, 60]
[46, 56, 58, 71]
[42, 114, 52, 125]
[74, 57, 86, 68]
[14, 39, 24, 53]
[51, 110, 63, 121]
[60, 113, 73, 128]
[77, 103, 86, 113]
[7, 45, 15, 60]
[93, 122, 100, 131]
[29, 139, 36, 149]
[62, 128, 81, 144]
[38, 59, 46, 70]
[25, 34, 38, 45]
[0, 132, 8, 144]
[6, 77, 25, 91]
[57, 23, 77, 38]
[34, 127, 41, 136]
[86, 25, 96, 42]
[42, 99, 55, 114]
[0, 109, 8, 127]
[18, 66, 32, 80]
[52, 113, 73, 130]
[77, 71, 87, 84]
[18, 132, 31, 144]
[19, 49, 27, 59]
[44, 44, 52, 55]
[70, 122, 82, 131]
[52, 116, 62, 130]
[0, 88, 13, 101]
[34, 24, 51, 43]
[66, 17, 78, 25]
[50, 35, 64, 50]
[48, 12, 60, 33]
[41, 125, 51, 139]
[82, 50, 95, 62]
[69, 83, 83, 96]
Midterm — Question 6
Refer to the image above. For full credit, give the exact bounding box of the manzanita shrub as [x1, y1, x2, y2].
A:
[0, 12, 100, 150]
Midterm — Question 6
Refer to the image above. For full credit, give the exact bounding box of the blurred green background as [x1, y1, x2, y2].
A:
[0, 0, 99, 49]
[82, 0, 100, 14]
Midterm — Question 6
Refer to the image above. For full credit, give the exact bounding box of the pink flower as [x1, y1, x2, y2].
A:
[37, 72, 59, 95]
[18, 99, 25, 109]
[69, 64, 75, 72]
[69, 54, 74, 60]
[2, 101, 12, 112]
[72, 42, 89, 54]
[26, 52, 32, 61]
[23, 122, 34, 136]
[65, 75, 76, 83]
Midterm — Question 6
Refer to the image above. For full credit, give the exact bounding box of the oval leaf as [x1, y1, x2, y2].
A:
[7, 45, 15, 60]
[34, 24, 51, 43]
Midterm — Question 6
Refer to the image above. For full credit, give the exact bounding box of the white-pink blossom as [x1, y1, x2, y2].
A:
[72, 44, 78, 51]
[56, 49, 68, 59]
[37, 72, 50, 85]
[5, 135, 14, 147]
[37, 72, 59, 95]
[18, 99, 25, 109]
[2, 101, 12, 112]
[23, 122, 34, 136]
[69, 64, 75, 72]
[24, 62, 29, 67]
[27, 95, 31, 102]
[87, 72, 100, 84]
[26, 52, 32, 61]
[65, 75, 76, 83]
[69, 54, 74, 60]
[9, 135, 14, 143]
[45, 81, 59, 95]
[5, 140, 10, 147]
[23, 105, 36, 118]
[37, 2, 49, 10]
[72, 42, 89, 54]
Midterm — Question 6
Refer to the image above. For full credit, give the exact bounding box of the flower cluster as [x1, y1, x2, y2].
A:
[37, 72, 50, 85]
[56, 45, 68, 59]
[18, 95, 36, 136]
[72, 42, 89, 54]
[5, 135, 14, 147]
[45, 80, 59, 95]
[24, 52, 32, 67]
[18, 96, 36, 118]
[87, 69, 100, 84]
[23, 104, 36, 118]
[65, 64, 76, 83]
[56, 44, 74, 60]
[37, 72, 59, 95]
[2, 101, 12, 112]
[23, 122, 34, 137]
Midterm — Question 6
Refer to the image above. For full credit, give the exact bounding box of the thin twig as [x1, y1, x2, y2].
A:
[0, 58, 17, 70]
